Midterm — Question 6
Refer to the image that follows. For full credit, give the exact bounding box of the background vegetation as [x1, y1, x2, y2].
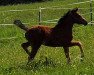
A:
[0, 0, 53, 5]
[0, 0, 94, 75]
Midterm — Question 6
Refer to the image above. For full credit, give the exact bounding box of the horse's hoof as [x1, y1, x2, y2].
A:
[80, 58, 84, 62]
[28, 56, 31, 61]
[67, 59, 71, 64]
[81, 53, 84, 58]
[28, 56, 34, 62]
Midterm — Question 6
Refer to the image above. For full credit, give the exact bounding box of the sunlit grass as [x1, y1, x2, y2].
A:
[0, 25, 94, 75]
[0, 0, 94, 75]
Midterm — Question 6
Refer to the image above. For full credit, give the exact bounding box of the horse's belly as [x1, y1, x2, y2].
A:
[43, 42, 63, 47]
[43, 39, 71, 47]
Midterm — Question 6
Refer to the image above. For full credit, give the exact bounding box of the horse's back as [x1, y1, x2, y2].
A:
[25, 25, 52, 43]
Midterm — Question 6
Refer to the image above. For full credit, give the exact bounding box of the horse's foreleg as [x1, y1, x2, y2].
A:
[63, 47, 70, 64]
[21, 42, 30, 56]
[69, 41, 84, 60]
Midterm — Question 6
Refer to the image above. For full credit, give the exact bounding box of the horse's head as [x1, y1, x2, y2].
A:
[70, 8, 87, 25]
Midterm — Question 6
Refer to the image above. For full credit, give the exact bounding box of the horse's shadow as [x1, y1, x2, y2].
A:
[4, 57, 57, 73]
[24, 57, 56, 71]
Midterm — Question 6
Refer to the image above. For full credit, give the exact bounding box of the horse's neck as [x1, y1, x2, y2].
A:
[53, 20, 74, 36]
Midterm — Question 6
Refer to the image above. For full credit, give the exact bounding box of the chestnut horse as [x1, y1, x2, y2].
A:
[14, 8, 87, 63]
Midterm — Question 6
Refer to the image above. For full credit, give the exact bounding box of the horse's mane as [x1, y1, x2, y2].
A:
[57, 10, 71, 25]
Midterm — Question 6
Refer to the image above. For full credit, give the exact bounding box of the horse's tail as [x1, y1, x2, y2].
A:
[13, 20, 29, 31]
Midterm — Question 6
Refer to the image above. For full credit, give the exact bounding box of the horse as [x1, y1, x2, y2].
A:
[14, 8, 87, 64]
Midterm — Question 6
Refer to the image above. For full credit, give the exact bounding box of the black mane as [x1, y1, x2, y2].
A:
[57, 10, 71, 25]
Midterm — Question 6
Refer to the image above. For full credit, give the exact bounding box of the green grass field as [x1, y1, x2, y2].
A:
[0, 0, 94, 75]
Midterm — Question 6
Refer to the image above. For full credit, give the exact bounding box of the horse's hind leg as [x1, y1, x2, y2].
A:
[21, 42, 30, 56]
[28, 44, 41, 62]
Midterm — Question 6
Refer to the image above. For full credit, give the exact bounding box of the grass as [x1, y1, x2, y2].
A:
[0, 0, 94, 75]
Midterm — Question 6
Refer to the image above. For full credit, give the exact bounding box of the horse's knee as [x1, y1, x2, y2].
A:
[21, 43, 26, 48]
[77, 42, 82, 46]
[72, 41, 82, 47]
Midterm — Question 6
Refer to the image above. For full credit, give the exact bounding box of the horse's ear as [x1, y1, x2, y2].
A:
[71, 8, 78, 12]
